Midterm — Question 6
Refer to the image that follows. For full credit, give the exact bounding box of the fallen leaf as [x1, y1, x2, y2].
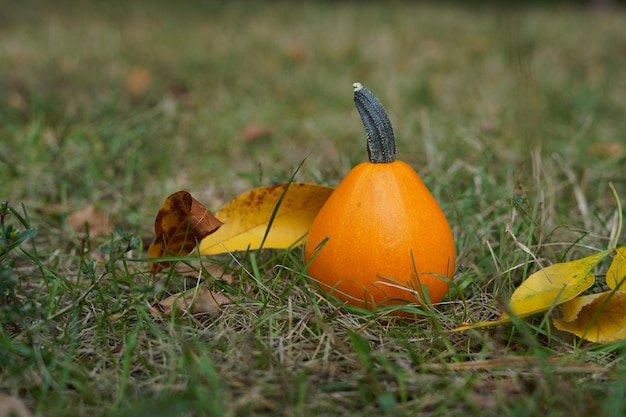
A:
[150, 286, 230, 317]
[606, 247, 626, 291]
[287, 42, 309, 66]
[453, 317, 514, 331]
[0, 394, 32, 417]
[8, 91, 27, 111]
[418, 356, 609, 374]
[553, 290, 626, 343]
[240, 123, 274, 142]
[589, 141, 625, 159]
[505, 251, 609, 318]
[126, 66, 152, 96]
[173, 262, 236, 284]
[68, 204, 114, 236]
[36, 202, 74, 216]
[148, 191, 223, 274]
[454, 251, 609, 331]
[198, 183, 334, 255]
[167, 82, 190, 98]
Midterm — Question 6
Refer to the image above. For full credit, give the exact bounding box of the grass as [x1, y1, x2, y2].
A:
[2, 1, 626, 416]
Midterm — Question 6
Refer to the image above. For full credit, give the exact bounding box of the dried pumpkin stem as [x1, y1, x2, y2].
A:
[353, 82, 396, 164]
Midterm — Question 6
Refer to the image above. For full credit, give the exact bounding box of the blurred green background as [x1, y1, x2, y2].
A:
[3, 1, 624, 218]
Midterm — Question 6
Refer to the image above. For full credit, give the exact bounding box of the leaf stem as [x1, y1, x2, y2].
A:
[353, 83, 396, 164]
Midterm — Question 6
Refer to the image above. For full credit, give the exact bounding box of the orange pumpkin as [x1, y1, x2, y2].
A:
[304, 83, 455, 311]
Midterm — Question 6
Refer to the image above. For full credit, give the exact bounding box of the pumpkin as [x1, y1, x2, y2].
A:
[304, 83, 455, 311]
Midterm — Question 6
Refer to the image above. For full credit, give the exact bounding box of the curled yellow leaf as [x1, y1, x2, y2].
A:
[606, 247, 626, 291]
[199, 183, 334, 255]
[553, 290, 626, 343]
[505, 251, 609, 319]
[453, 251, 609, 332]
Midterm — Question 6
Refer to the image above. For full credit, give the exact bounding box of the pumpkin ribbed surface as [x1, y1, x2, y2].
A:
[304, 160, 455, 309]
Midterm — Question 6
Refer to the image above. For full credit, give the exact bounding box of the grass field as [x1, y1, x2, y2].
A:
[2, 1, 626, 416]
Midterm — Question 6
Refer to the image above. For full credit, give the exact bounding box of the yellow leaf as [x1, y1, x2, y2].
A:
[453, 317, 513, 331]
[505, 251, 609, 319]
[199, 183, 334, 255]
[606, 247, 626, 291]
[148, 191, 223, 274]
[453, 251, 609, 332]
[553, 290, 626, 343]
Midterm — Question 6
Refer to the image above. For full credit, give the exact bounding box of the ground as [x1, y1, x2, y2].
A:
[1, 1, 626, 416]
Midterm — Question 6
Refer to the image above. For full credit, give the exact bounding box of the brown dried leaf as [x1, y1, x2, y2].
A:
[68, 204, 114, 237]
[240, 123, 274, 142]
[125, 66, 152, 96]
[148, 191, 223, 274]
[589, 141, 625, 159]
[173, 262, 236, 284]
[151, 286, 230, 317]
[36, 202, 74, 216]
[287, 42, 309, 65]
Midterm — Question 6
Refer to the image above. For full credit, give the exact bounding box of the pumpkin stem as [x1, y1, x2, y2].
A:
[353, 83, 396, 164]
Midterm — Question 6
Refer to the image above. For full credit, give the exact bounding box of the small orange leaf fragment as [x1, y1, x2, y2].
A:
[148, 191, 223, 274]
[126, 66, 152, 96]
[240, 123, 274, 142]
[589, 141, 625, 159]
[553, 290, 626, 343]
